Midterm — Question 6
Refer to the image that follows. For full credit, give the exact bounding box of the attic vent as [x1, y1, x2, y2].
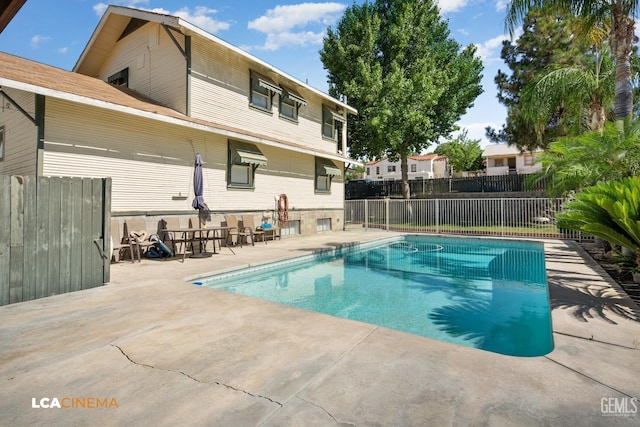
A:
[119, 18, 148, 41]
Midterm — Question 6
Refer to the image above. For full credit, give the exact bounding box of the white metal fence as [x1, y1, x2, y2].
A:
[344, 198, 588, 240]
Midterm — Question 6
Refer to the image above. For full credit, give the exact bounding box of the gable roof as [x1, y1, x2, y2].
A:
[74, 5, 356, 115]
[0, 51, 352, 163]
[408, 154, 447, 162]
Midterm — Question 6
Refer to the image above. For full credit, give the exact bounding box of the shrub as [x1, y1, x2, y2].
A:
[557, 176, 640, 266]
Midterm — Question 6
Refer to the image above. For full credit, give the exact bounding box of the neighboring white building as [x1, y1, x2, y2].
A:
[482, 144, 542, 176]
[364, 154, 448, 181]
[0, 6, 357, 235]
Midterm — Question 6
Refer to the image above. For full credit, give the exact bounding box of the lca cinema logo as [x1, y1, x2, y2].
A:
[601, 397, 638, 417]
[32, 397, 119, 409]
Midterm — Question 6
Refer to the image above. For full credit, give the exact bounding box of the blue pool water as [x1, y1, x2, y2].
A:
[198, 235, 553, 357]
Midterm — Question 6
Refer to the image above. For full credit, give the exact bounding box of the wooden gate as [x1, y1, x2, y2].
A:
[0, 175, 112, 306]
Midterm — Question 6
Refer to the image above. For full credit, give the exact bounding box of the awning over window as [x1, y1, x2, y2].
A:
[232, 141, 268, 166]
[285, 91, 307, 106]
[331, 110, 346, 123]
[317, 158, 342, 176]
[258, 78, 282, 95]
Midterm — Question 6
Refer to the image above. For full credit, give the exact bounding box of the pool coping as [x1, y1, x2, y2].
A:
[193, 234, 553, 357]
[0, 230, 638, 425]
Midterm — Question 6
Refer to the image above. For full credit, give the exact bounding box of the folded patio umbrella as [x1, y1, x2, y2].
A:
[192, 153, 210, 226]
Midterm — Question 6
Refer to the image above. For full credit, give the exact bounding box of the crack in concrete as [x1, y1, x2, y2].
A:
[111, 344, 282, 407]
[544, 355, 637, 399]
[296, 395, 358, 426]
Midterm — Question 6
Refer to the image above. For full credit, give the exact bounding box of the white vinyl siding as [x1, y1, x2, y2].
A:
[41, 99, 344, 212]
[189, 37, 336, 154]
[97, 22, 186, 114]
[0, 88, 37, 175]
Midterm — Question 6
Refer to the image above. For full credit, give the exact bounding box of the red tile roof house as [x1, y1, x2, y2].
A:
[0, 5, 357, 236]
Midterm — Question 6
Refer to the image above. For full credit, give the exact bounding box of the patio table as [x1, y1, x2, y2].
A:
[165, 226, 234, 262]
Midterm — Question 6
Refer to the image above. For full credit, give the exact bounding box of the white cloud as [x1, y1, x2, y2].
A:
[172, 7, 231, 34]
[474, 34, 507, 62]
[436, 0, 469, 14]
[473, 29, 521, 63]
[457, 28, 469, 36]
[30, 35, 50, 49]
[248, 2, 346, 51]
[494, 0, 508, 12]
[93, 1, 149, 16]
[93, 3, 108, 15]
[92, 2, 230, 34]
[57, 47, 69, 54]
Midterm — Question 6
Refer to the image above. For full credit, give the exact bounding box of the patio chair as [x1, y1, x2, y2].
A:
[242, 215, 266, 245]
[111, 219, 135, 263]
[224, 215, 251, 248]
[162, 217, 191, 260]
[124, 218, 160, 262]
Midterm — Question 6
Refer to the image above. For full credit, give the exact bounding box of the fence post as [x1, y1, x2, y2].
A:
[501, 198, 505, 236]
[364, 199, 369, 231]
[435, 198, 440, 234]
[385, 198, 390, 231]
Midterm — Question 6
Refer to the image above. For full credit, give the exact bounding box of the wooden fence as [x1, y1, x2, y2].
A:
[0, 175, 111, 306]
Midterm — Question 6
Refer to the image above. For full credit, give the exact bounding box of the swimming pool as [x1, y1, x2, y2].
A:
[198, 235, 553, 357]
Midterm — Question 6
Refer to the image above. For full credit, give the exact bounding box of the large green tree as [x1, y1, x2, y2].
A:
[434, 130, 485, 173]
[320, 0, 483, 198]
[506, 0, 639, 121]
[520, 42, 615, 138]
[487, 9, 592, 150]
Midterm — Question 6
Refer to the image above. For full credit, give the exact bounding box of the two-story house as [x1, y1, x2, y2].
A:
[482, 144, 542, 176]
[364, 154, 448, 181]
[0, 6, 356, 235]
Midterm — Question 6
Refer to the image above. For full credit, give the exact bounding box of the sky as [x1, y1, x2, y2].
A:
[0, 0, 519, 149]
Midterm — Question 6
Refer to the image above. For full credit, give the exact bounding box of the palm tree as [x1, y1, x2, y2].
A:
[506, 1, 639, 121]
[520, 44, 615, 140]
[526, 120, 640, 196]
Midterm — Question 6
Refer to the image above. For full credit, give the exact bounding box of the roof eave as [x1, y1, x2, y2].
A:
[0, 76, 355, 165]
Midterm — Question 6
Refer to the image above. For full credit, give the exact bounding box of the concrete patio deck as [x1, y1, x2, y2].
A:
[1, 229, 639, 426]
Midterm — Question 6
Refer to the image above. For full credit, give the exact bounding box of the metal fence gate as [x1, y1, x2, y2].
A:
[0, 175, 112, 306]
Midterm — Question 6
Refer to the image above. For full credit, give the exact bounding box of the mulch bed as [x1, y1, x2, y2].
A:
[578, 241, 640, 306]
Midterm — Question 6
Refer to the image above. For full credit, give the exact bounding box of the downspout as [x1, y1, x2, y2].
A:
[341, 95, 348, 155]
[185, 35, 191, 117]
[35, 94, 45, 176]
